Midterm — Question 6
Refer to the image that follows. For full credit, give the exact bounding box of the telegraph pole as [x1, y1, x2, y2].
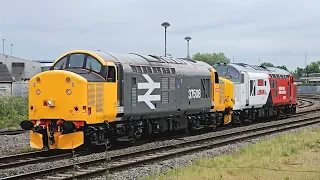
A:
[305, 52, 307, 67]
[2, 39, 4, 54]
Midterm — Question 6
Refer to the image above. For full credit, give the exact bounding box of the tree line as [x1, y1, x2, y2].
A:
[191, 52, 317, 79]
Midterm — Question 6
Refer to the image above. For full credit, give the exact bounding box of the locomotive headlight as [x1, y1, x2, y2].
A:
[48, 100, 53, 106]
[47, 100, 55, 107]
[66, 89, 72, 95]
[36, 89, 41, 95]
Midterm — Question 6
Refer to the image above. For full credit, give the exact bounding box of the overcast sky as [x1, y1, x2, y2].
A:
[0, 0, 319, 71]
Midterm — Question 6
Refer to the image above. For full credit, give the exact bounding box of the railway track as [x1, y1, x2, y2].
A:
[0, 97, 317, 174]
[3, 112, 320, 180]
[297, 98, 314, 108]
[0, 129, 26, 135]
[0, 150, 73, 170]
[0, 96, 317, 179]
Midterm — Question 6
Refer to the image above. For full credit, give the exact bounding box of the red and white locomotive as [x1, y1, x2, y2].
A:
[214, 63, 297, 124]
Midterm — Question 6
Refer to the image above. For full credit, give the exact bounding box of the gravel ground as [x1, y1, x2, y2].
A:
[0, 98, 319, 179]
[99, 123, 320, 180]
[0, 132, 31, 157]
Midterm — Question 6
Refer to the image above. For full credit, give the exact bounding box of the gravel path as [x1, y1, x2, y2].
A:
[0, 98, 319, 179]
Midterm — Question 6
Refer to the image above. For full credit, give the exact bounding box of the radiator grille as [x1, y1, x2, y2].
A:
[169, 78, 175, 90]
[88, 84, 95, 107]
[161, 91, 169, 104]
[132, 86, 137, 106]
[161, 77, 169, 90]
[96, 84, 104, 112]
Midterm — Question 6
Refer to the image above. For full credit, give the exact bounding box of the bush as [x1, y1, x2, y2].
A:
[0, 96, 28, 129]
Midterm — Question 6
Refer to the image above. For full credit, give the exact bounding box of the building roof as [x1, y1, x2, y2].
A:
[0, 64, 13, 82]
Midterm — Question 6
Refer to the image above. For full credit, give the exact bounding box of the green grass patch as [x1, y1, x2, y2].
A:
[0, 96, 28, 129]
[143, 128, 320, 180]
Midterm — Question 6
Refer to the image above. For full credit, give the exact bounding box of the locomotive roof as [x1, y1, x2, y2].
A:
[264, 66, 290, 75]
[92, 50, 208, 68]
[53, 50, 213, 76]
[215, 63, 290, 75]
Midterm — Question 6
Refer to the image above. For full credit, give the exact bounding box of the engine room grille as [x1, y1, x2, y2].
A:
[161, 77, 169, 90]
[169, 78, 175, 90]
[96, 84, 104, 112]
[88, 84, 95, 107]
[161, 91, 169, 104]
[132, 86, 137, 106]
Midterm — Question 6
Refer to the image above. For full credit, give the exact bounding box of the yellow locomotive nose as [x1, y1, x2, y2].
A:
[25, 70, 87, 149]
[29, 70, 87, 120]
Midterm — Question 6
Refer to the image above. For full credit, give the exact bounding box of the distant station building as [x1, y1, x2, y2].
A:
[0, 53, 53, 82]
[300, 73, 320, 84]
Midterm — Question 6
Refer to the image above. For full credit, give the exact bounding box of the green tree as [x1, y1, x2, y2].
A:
[304, 61, 320, 74]
[276, 65, 289, 71]
[260, 62, 274, 67]
[192, 52, 230, 65]
[260, 62, 289, 71]
[292, 67, 304, 79]
[296, 67, 305, 77]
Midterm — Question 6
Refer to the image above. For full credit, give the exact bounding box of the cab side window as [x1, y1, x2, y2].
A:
[214, 72, 219, 84]
[86, 56, 102, 73]
[107, 66, 116, 82]
[53, 56, 67, 70]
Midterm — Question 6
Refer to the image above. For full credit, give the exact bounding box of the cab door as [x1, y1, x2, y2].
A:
[103, 62, 118, 122]
[242, 72, 250, 106]
[211, 69, 225, 112]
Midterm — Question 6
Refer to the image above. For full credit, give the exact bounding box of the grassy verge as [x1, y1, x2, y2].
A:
[0, 96, 28, 129]
[143, 128, 320, 180]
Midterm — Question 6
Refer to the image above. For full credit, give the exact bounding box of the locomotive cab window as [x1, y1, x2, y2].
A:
[86, 56, 102, 72]
[107, 66, 116, 82]
[53, 56, 67, 70]
[227, 67, 239, 79]
[69, 54, 85, 68]
[214, 72, 219, 83]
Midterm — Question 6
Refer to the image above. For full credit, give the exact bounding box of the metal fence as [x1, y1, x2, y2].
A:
[12, 82, 29, 96]
[297, 85, 320, 94]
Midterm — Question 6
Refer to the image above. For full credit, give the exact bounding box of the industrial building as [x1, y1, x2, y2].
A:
[0, 53, 53, 82]
[0, 53, 53, 96]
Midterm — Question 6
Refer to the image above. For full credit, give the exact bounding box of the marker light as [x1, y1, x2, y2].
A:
[66, 89, 72, 95]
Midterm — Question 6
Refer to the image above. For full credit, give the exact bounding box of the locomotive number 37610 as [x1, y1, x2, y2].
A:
[188, 89, 201, 99]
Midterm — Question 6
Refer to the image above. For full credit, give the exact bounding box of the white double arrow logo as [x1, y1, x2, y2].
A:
[137, 74, 161, 109]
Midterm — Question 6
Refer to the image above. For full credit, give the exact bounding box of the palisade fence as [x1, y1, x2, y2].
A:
[12, 82, 29, 97]
[297, 86, 320, 94]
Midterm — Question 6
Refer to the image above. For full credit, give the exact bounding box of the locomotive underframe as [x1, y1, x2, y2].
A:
[81, 103, 296, 149]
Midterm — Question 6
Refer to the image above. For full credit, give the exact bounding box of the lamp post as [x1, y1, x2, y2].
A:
[184, 36, 192, 59]
[2, 39, 4, 54]
[11, 43, 13, 56]
[161, 22, 170, 57]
